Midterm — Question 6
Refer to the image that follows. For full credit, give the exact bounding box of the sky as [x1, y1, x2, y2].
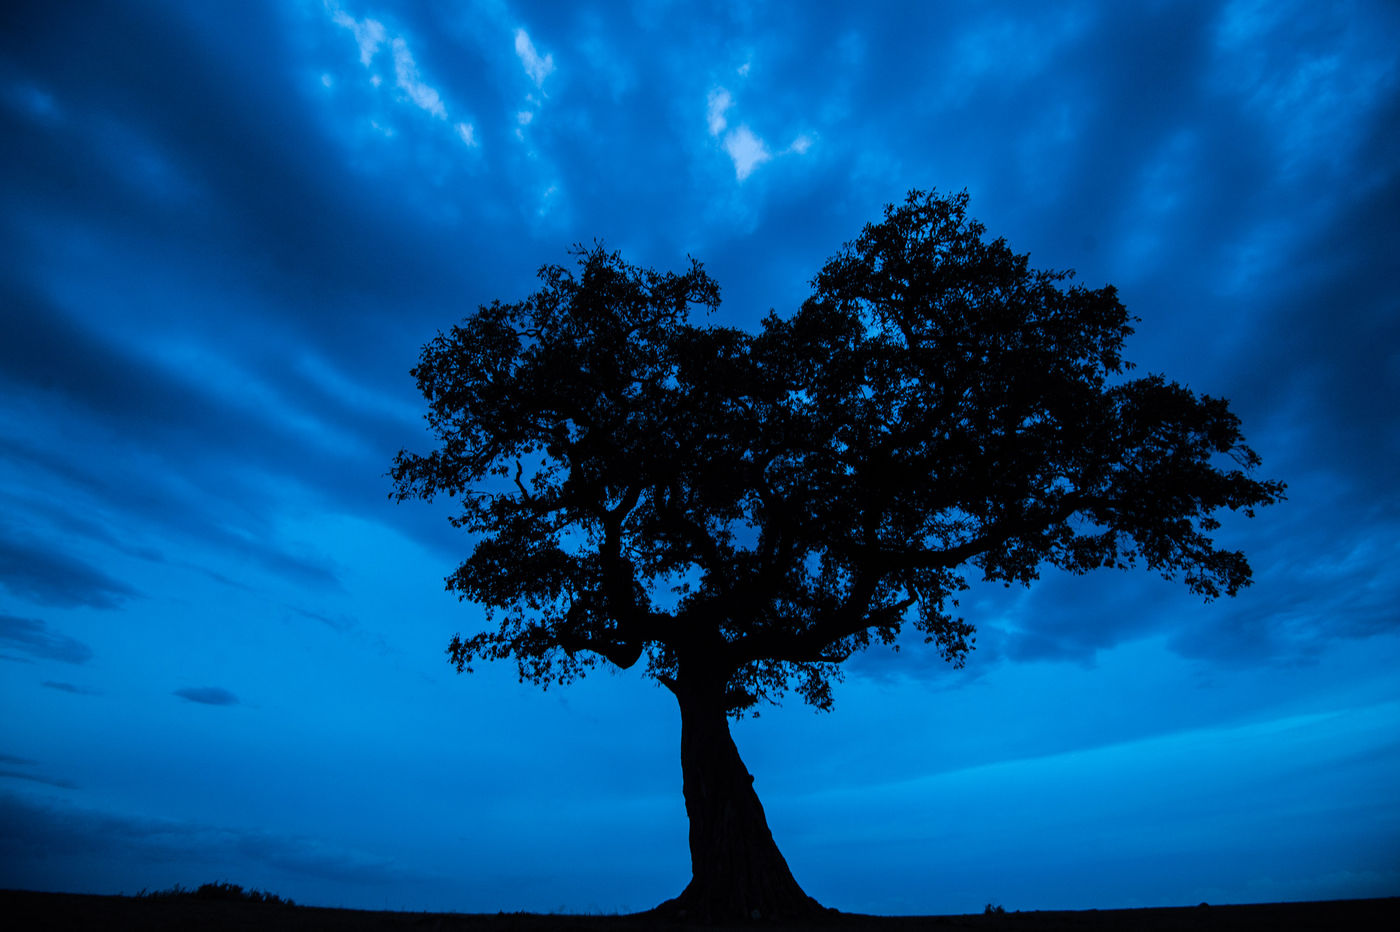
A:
[1, 0, 1398, 917]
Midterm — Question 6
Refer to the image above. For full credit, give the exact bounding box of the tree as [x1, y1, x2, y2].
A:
[391, 190, 1284, 920]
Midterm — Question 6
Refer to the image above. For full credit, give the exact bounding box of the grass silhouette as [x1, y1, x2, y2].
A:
[2, 887, 1397, 930]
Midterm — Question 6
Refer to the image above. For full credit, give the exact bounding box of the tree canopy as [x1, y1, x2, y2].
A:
[392, 190, 1283, 715]
[391, 189, 1283, 919]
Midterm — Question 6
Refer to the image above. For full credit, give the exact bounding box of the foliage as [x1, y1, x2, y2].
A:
[134, 882, 294, 906]
[392, 189, 1284, 715]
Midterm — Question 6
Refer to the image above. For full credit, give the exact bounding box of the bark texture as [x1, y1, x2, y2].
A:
[652, 680, 827, 921]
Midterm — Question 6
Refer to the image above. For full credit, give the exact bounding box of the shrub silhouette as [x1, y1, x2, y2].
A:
[135, 881, 293, 906]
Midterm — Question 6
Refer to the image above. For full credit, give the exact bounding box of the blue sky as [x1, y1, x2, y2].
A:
[2, 0, 1398, 916]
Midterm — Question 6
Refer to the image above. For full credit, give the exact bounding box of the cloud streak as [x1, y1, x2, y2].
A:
[174, 687, 240, 706]
[514, 30, 554, 88]
[391, 37, 446, 119]
[42, 681, 102, 696]
[0, 537, 137, 611]
[0, 615, 94, 664]
[0, 792, 419, 887]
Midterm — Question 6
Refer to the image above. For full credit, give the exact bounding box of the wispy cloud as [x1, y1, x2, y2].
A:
[174, 686, 240, 706]
[329, 9, 386, 67]
[325, 3, 472, 147]
[514, 29, 555, 88]
[785, 134, 813, 155]
[290, 606, 356, 633]
[391, 38, 447, 119]
[0, 615, 94, 664]
[707, 87, 732, 136]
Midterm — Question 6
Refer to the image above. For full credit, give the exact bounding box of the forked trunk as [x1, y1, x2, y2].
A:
[652, 679, 827, 921]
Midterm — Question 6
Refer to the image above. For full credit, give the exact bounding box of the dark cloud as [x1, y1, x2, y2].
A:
[0, 769, 78, 789]
[230, 832, 415, 886]
[0, 281, 213, 438]
[0, 791, 416, 886]
[0, 755, 77, 789]
[0, 2, 475, 320]
[1168, 512, 1400, 665]
[1223, 172, 1400, 507]
[173, 687, 240, 707]
[289, 606, 357, 633]
[0, 534, 138, 610]
[0, 433, 345, 597]
[41, 681, 102, 696]
[0, 614, 94, 663]
[0, 491, 165, 565]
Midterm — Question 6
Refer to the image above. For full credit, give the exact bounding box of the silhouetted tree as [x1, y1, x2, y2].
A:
[391, 190, 1284, 920]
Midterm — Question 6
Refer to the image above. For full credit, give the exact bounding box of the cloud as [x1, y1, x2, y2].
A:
[0, 615, 94, 664]
[330, 9, 386, 67]
[705, 85, 803, 181]
[707, 87, 732, 136]
[0, 768, 78, 789]
[0, 288, 358, 595]
[0, 537, 137, 610]
[290, 606, 356, 633]
[0, 792, 418, 886]
[0, 754, 78, 789]
[514, 30, 555, 87]
[722, 125, 771, 181]
[42, 681, 102, 696]
[174, 686, 240, 706]
[391, 38, 447, 119]
[326, 4, 469, 138]
[3, 81, 61, 124]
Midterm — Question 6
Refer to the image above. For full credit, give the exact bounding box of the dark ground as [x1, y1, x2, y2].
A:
[3, 890, 1397, 931]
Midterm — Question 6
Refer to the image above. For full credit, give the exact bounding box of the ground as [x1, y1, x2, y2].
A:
[2, 890, 1397, 931]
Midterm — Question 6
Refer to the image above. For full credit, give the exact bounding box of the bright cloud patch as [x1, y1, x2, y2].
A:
[707, 87, 732, 136]
[455, 122, 477, 147]
[723, 125, 771, 181]
[331, 10, 386, 66]
[391, 38, 446, 119]
[705, 84, 810, 181]
[515, 29, 555, 87]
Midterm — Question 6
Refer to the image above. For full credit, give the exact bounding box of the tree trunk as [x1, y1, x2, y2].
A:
[651, 677, 827, 922]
